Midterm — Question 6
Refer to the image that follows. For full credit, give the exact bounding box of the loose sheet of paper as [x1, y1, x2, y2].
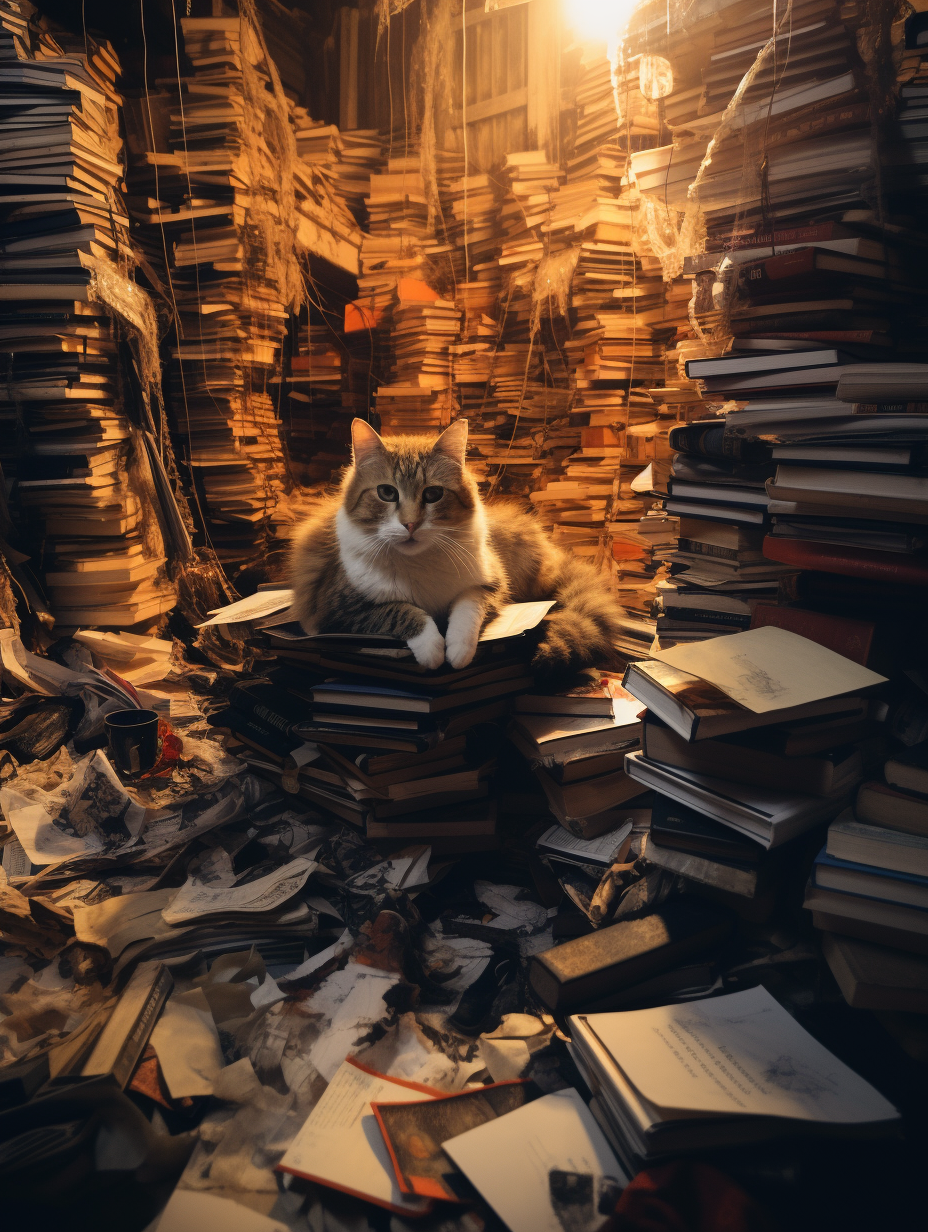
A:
[150, 987, 225, 1098]
[154, 1188, 291, 1232]
[443, 1088, 627, 1232]
[278, 1057, 436, 1214]
[198, 589, 294, 628]
[653, 627, 886, 714]
[480, 601, 555, 642]
[585, 986, 899, 1124]
[162, 857, 317, 925]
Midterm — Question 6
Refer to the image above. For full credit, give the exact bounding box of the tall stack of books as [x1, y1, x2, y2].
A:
[806, 740, 928, 1002]
[623, 625, 887, 917]
[508, 672, 648, 840]
[0, 15, 175, 627]
[123, 13, 298, 568]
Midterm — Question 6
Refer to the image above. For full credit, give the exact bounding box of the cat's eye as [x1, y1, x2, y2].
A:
[376, 484, 398, 502]
[422, 486, 444, 503]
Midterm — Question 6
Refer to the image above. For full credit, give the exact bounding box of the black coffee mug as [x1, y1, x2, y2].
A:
[104, 708, 159, 777]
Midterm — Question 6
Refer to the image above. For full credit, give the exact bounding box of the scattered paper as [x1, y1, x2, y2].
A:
[154, 1188, 291, 1232]
[584, 986, 900, 1124]
[162, 857, 317, 925]
[443, 1088, 626, 1232]
[653, 627, 886, 714]
[537, 821, 633, 868]
[277, 1056, 436, 1215]
[150, 987, 225, 1098]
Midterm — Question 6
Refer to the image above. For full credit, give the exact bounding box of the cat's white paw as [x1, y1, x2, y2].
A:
[407, 619, 445, 669]
[445, 626, 479, 669]
[445, 596, 483, 669]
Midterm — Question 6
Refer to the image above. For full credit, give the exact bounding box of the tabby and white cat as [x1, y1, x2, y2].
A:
[290, 418, 624, 674]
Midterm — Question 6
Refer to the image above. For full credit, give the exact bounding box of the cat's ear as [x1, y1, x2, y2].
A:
[432, 419, 468, 469]
[351, 418, 386, 467]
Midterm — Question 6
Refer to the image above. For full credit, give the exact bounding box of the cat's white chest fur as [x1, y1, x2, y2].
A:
[336, 506, 491, 617]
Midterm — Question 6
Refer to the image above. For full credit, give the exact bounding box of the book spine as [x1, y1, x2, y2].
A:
[739, 247, 816, 289]
[208, 708, 302, 757]
[113, 968, 172, 1088]
[677, 538, 741, 560]
[762, 536, 928, 585]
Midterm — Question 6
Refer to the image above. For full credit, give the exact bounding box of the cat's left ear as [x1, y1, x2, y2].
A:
[432, 419, 468, 469]
[351, 418, 387, 467]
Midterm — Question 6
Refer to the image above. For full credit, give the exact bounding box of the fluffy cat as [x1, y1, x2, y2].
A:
[290, 418, 625, 674]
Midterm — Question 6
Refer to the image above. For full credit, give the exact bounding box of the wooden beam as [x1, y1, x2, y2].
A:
[451, 85, 528, 124]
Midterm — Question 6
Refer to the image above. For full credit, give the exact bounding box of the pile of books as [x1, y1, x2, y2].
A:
[806, 740, 928, 1007]
[209, 601, 557, 853]
[123, 14, 298, 567]
[508, 671, 648, 840]
[623, 624, 888, 917]
[0, 16, 175, 627]
[568, 985, 900, 1171]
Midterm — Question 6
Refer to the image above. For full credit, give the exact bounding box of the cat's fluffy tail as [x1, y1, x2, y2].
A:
[533, 554, 626, 678]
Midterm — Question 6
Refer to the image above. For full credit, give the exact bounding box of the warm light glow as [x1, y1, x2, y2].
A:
[564, 0, 640, 41]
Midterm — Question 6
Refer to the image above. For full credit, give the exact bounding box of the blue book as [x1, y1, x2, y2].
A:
[813, 846, 928, 912]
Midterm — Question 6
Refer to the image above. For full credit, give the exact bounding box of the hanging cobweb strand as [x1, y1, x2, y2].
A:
[635, 0, 796, 283]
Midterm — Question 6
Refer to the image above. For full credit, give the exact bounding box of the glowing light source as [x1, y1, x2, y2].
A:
[564, 0, 640, 41]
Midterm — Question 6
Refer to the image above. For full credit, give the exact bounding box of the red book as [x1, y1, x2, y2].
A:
[749, 602, 875, 665]
[762, 536, 928, 587]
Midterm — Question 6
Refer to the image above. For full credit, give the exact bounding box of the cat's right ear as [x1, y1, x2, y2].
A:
[351, 418, 386, 467]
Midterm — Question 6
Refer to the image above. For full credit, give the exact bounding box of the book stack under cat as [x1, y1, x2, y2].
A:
[623, 626, 888, 918]
[805, 739, 928, 996]
[209, 602, 553, 853]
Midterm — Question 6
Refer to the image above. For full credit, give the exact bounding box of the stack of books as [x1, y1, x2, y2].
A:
[0, 18, 175, 627]
[656, 417, 798, 646]
[375, 290, 462, 435]
[806, 742, 928, 975]
[568, 985, 900, 1172]
[123, 13, 297, 567]
[211, 602, 555, 852]
[508, 672, 648, 839]
[280, 321, 348, 484]
[623, 626, 888, 915]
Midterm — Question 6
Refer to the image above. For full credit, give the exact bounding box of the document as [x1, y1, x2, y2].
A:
[443, 1088, 626, 1232]
[162, 857, 317, 925]
[653, 627, 886, 714]
[277, 1057, 437, 1214]
[584, 986, 899, 1123]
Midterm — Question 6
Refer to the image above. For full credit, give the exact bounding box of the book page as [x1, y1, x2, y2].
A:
[198, 588, 294, 627]
[443, 1088, 627, 1232]
[480, 601, 555, 641]
[585, 986, 898, 1124]
[537, 821, 633, 866]
[653, 627, 885, 713]
[277, 1058, 435, 1214]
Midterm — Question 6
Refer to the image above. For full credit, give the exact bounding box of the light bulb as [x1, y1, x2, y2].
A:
[564, 0, 640, 41]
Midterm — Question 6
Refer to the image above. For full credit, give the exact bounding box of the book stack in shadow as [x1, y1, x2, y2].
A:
[806, 740, 928, 1013]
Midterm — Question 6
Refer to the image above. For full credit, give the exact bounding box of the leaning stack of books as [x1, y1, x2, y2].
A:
[623, 625, 888, 918]
[806, 740, 928, 985]
[0, 18, 176, 627]
[508, 671, 649, 840]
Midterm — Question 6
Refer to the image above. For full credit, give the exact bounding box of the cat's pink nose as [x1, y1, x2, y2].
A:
[403, 521, 420, 536]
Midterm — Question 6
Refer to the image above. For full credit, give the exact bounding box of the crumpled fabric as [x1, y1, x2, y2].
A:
[602, 1161, 781, 1232]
